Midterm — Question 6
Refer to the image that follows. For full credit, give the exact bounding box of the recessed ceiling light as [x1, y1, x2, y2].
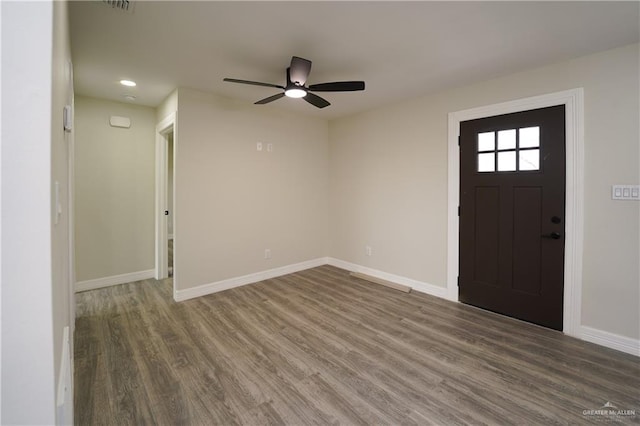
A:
[123, 94, 136, 101]
[120, 79, 136, 87]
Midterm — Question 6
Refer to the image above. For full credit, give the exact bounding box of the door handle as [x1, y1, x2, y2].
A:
[542, 232, 561, 240]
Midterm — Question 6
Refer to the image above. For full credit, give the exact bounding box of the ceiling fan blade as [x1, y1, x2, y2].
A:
[303, 92, 330, 109]
[289, 56, 312, 86]
[308, 81, 365, 92]
[224, 78, 284, 90]
[255, 92, 285, 105]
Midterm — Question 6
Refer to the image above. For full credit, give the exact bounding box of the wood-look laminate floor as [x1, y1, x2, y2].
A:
[74, 265, 640, 425]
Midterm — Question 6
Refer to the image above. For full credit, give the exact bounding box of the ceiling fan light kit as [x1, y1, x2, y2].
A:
[224, 56, 365, 109]
[284, 87, 306, 98]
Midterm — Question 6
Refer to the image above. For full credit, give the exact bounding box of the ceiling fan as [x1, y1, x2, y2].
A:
[223, 56, 365, 109]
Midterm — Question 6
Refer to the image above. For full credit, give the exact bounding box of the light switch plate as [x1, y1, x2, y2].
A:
[612, 185, 640, 200]
[63, 105, 72, 132]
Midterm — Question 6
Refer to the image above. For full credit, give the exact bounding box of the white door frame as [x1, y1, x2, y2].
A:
[155, 113, 176, 280]
[66, 61, 76, 342]
[446, 88, 584, 337]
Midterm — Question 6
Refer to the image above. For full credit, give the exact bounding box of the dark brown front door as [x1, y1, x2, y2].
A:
[459, 105, 565, 330]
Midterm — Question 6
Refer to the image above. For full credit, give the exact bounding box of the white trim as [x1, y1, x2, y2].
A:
[327, 258, 448, 299]
[66, 81, 76, 344]
[447, 88, 585, 337]
[0, 3, 3, 416]
[55, 326, 72, 425]
[155, 112, 175, 281]
[174, 258, 329, 302]
[75, 269, 155, 293]
[579, 326, 640, 357]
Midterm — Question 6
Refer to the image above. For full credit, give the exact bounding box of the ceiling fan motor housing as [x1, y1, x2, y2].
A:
[284, 68, 308, 98]
[223, 56, 365, 109]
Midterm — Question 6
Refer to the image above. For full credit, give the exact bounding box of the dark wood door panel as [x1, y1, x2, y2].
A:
[459, 105, 565, 331]
[459, 280, 563, 330]
[512, 186, 542, 295]
[473, 186, 499, 287]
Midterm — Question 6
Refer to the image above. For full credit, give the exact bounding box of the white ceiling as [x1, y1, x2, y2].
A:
[69, 1, 639, 119]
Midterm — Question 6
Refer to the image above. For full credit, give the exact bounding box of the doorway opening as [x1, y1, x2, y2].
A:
[447, 89, 584, 336]
[155, 113, 175, 282]
[167, 131, 174, 276]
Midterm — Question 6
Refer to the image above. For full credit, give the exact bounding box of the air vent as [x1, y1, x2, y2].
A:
[102, 0, 135, 13]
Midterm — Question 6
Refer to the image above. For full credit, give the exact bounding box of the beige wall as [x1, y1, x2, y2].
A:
[329, 44, 639, 340]
[51, 0, 74, 411]
[174, 88, 329, 290]
[74, 96, 157, 281]
[1, 1, 74, 422]
[157, 89, 177, 122]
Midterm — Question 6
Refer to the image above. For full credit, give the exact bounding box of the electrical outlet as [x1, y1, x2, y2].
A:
[365, 246, 372, 256]
[264, 249, 271, 259]
[257, 142, 263, 151]
[267, 143, 273, 152]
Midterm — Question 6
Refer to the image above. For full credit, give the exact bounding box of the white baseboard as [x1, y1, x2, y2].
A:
[75, 269, 155, 293]
[327, 257, 448, 299]
[579, 326, 640, 357]
[56, 326, 72, 425]
[173, 257, 329, 302]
